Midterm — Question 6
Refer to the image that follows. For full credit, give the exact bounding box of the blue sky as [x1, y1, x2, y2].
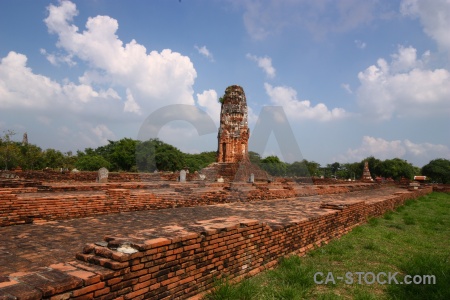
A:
[1, 0, 449, 167]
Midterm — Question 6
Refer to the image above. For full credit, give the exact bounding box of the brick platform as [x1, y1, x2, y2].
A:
[0, 185, 432, 299]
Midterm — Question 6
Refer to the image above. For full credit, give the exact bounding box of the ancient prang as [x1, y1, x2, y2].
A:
[217, 85, 250, 163]
[361, 161, 373, 182]
[201, 85, 268, 181]
[22, 132, 28, 146]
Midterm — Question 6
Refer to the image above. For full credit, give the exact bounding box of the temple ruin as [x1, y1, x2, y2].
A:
[361, 161, 374, 182]
[217, 85, 250, 163]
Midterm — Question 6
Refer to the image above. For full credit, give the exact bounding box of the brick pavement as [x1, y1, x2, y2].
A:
[0, 186, 405, 277]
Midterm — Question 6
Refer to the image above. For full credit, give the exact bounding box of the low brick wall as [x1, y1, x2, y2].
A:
[0, 183, 378, 227]
[432, 184, 450, 193]
[0, 187, 432, 299]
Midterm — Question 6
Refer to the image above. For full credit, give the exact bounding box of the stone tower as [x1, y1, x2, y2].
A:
[217, 85, 250, 163]
[361, 161, 373, 182]
[22, 132, 28, 146]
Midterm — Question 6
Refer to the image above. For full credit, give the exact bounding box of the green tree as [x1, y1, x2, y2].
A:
[422, 158, 450, 184]
[136, 139, 185, 172]
[260, 155, 287, 176]
[0, 130, 19, 170]
[109, 138, 138, 171]
[20, 144, 44, 170]
[287, 160, 310, 176]
[184, 151, 216, 172]
[379, 158, 416, 180]
[248, 151, 262, 166]
[304, 160, 321, 177]
[42, 149, 65, 169]
[75, 155, 111, 171]
[341, 162, 363, 180]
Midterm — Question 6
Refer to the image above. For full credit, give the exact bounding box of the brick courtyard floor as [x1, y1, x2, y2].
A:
[0, 186, 405, 277]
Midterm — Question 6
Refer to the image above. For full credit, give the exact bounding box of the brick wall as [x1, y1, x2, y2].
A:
[0, 183, 378, 227]
[0, 187, 432, 299]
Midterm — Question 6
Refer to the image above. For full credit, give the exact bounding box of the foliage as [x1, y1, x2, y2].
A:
[248, 151, 262, 165]
[287, 160, 310, 176]
[0, 130, 18, 170]
[136, 138, 186, 172]
[75, 155, 111, 171]
[184, 151, 216, 172]
[378, 158, 416, 180]
[260, 155, 287, 176]
[42, 148, 66, 169]
[421, 158, 450, 183]
[0, 128, 447, 179]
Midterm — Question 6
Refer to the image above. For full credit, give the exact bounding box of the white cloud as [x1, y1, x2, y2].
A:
[44, 0, 197, 113]
[124, 89, 141, 114]
[197, 89, 220, 125]
[341, 83, 353, 94]
[194, 45, 214, 61]
[0, 0, 205, 152]
[0, 51, 119, 111]
[401, 0, 450, 53]
[264, 83, 347, 122]
[246, 53, 276, 78]
[354, 40, 366, 49]
[356, 45, 450, 120]
[40, 48, 76, 66]
[336, 136, 450, 165]
[91, 124, 115, 145]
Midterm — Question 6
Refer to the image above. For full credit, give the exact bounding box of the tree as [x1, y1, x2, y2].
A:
[75, 155, 111, 171]
[287, 160, 310, 177]
[20, 144, 44, 170]
[379, 158, 416, 180]
[184, 151, 216, 172]
[0, 130, 18, 170]
[260, 155, 287, 176]
[42, 149, 65, 169]
[248, 151, 262, 166]
[422, 159, 450, 184]
[109, 138, 138, 171]
[341, 162, 363, 180]
[136, 139, 185, 172]
[363, 156, 383, 177]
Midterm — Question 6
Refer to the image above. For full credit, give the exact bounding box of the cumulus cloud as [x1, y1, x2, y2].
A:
[401, 0, 450, 53]
[0, 0, 205, 152]
[40, 48, 76, 66]
[194, 45, 214, 61]
[0, 51, 119, 111]
[246, 53, 276, 78]
[124, 89, 141, 114]
[264, 83, 347, 122]
[44, 0, 197, 113]
[337, 136, 450, 165]
[356, 45, 450, 120]
[197, 89, 221, 125]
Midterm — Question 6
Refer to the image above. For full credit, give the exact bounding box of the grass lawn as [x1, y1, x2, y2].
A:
[204, 192, 450, 300]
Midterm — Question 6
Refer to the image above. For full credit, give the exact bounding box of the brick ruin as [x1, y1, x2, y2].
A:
[217, 85, 249, 163]
[361, 161, 373, 182]
[0, 182, 433, 299]
[0, 85, 440, 299]
[201, 85, 268, 182]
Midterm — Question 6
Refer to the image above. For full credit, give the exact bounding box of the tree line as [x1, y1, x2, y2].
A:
[1, 130, 449, 183]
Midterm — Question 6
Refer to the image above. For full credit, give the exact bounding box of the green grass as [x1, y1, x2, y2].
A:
[204, 192, 450, 300]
